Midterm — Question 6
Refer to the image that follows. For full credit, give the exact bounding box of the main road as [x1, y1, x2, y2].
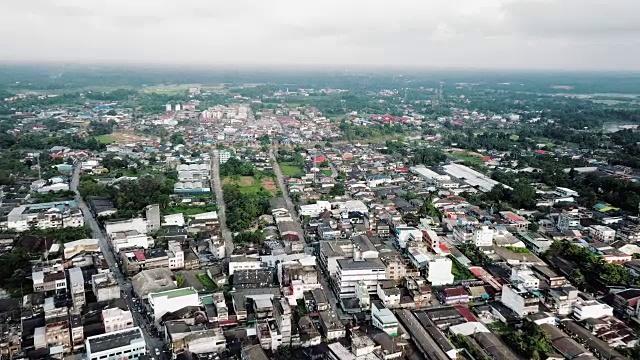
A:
[71, 164, 165, 358]
[269, 149, 304, 236]
[210, 151, 234, 257]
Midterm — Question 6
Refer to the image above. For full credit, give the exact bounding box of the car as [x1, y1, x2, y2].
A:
[155, 348, 160, 355]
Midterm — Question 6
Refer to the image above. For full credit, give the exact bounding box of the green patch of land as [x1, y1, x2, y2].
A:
[448, 151, 486, 166]
[320, 169, 333, 176]
[280, 162, 304, 178]
[448, 255, 475, 281]
[196, 273, 218, 291]
[94, 135, 118, 144]
[223, 175, 275, 195]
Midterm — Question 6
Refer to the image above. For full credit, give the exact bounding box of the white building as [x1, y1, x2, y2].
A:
[589, 225, 616, 243]
[500, 284, 540, 317]
[510, 266, 540, 290]
[68, 267, 85, 309]
[573, 300, 614, 321]
[102, 307, 134, 333]
[299, 201, 331, 218]
[557, 211, 580, 231]
[167, 241, 184, 270]
[229, 256, 263, 275]
[92, 272, 120, 302]
[219, 150, 232, 164]
[110, 234, 153, 253]
[407, 247, 454, 286]
[333, 259, 387, 299]
[104, 217, 148, 238]
[473, 226, 494, 247]
[7, 201, 84, 232]
[395, 227, 422, 249]
[148, 287, 200, 320]
[371, 301, 399, 336]
[86, 327, 145, 360]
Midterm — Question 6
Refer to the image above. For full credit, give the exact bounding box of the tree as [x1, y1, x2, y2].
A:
[329, 183, 346, 196]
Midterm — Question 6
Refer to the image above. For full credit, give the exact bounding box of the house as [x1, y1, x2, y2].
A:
[438, 287, 469, 305]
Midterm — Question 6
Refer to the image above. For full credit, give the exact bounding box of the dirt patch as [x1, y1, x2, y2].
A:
[109, 132, 150, 144]
[262, 177, 278, 192]
[223, 176, 255, 186]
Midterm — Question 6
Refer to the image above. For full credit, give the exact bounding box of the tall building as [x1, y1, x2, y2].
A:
[473, 225, 494, 247]
[68, 267, 85, 310]
[166, 103, 172, 112]
[273, 297, 292, 348]
[145, 204, 161, 231]
[333, 258, 387, 299]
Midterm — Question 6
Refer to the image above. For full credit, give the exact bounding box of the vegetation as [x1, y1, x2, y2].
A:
[280, 162, 304, 177]
[545, 240, 639, 290]
[220, 157, 256, 177]
[233, 231, 266, 245]
[196, 273, 217, 291]
[164, 203, 217, 216]
[457, 242, 493, 267]
[24, 226, 93, 244]
[223, 183, 272, 232]
[503, 320, 552, 360]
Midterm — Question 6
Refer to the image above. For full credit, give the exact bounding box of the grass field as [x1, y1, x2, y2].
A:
[196, 273, 217, 291]
[93, 135, 118, 144]
[280, 162, 304, 178]
[320, 169, 333, 176]
[448, 151, 486, 166]
[224, 175, 278, 194]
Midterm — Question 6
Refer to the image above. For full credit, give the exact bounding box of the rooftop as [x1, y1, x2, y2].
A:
[87, 327, 144, 354]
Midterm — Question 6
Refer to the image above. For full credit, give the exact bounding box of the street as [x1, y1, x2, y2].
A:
[71, 164, 166, 358]
[210, 151, 234, 257]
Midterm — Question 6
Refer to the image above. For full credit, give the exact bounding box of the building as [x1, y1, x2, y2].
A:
[7, 201, 84, 232]
[120, 248, 169, 276]
[473, 225, 494, 247]
[102, 307, 134, 333]
[145, 204, 161, 231]
[104, 217, 148, 238]
[500, 284, 540, 317]
[148, 287, 200, 320]
[510, 266, 540, 290]
[92, 272, 120, 302]
[371, 301, 399, 336]
[167, 240, 185, 270]
[557, 211, 580, 231]
[229, 256, 263, 275]
[32, 262, 67, 293]
[318, 309, 346, 340]
[573, 299, 614, 321]
[85, 327, 146, 360]
[545, 286, 580, 316]
[589, 225, 616, 243]
[68, 267, 85, 309]
[407, 247, 454, 286]
[110, 232, 154, 252]
[499, 211, 530, 230]
[442, 163, 509, 192]
[333, 258, 387, 299]
[219, 150, 232, 164]
[273, 297, 292, 348]
[63, 238, 100, 259]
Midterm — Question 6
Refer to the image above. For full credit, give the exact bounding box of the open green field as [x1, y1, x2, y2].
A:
[448, 151, 486, 166]
[93, 135, 118, 144]
[196, 273, 217, 291]
[280, 162, 304, 178]
[223, 175, 278, 194]
[320, 169, 333, 176]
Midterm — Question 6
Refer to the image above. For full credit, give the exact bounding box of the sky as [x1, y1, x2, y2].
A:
[1, 0, 639, 70]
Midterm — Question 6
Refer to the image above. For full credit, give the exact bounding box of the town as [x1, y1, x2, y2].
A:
[0, 68, 640, 360]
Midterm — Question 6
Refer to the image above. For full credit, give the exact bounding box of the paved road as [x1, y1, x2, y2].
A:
[210, 151, 234, 257]
[269, 149, 303, 236]
[71, 164, 165, 358]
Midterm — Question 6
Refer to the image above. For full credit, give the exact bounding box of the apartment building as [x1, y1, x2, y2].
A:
[7, 201, 84, 232]
[333, 258, 387, 299]
[85, 328, 146, 360]
[500, 284, 541, 317]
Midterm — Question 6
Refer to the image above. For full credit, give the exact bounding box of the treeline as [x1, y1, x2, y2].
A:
[223, 183, 272, 232]
[546, 240, 640, 291]
[220, 157, 256, 177]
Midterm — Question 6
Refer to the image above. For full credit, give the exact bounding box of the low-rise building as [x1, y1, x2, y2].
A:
[500, 284, 540, 317]
[371, 301, 399, 336]
[85, 327, 146, 360]
[318, 309, 346, 340]
[92, 272, 120, 302]
[148, 287, 200, 320]
[102, 307, 134, 333]
[7, 201, 84, 232]
[589, 225, 616, 243]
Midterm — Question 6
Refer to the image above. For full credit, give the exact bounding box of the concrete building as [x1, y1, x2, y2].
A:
[371, 301, 399, 336]
[85, 327, 146, 360]
[92, 272, 120, 302]
[573, 300, 614, 321]
[589, 225, 616, 243]
[318, 309, 346, 340]
[510, 266, 540, 290]
[145, 204, 161, 231]
[102, 307, 134, 333]
[167, 240, 185, 270]
[68, 267, 85, 310]
[557, 211, 580, 231]
[63, 238, 100, 260]
[32, 262, 67, 293]
[110, 233, 154, 253]
[273, 297, 292, 348]
[473, 225, 494, 247]
[219, 150, 232, 164]
[500, 284, 540, 317]
[229, 256, 263, 275]
[7, 201, 84, 232]
[148, 287, 200, 320]
[333, 258, 387, 299]
[104, 217, 148, 238]
[407, 247, 454, 286]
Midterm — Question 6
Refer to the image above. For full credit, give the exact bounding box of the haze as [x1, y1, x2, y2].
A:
[1, 0, 639, 70]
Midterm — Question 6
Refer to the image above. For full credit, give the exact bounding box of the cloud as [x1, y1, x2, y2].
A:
[0, 0, 638, 70]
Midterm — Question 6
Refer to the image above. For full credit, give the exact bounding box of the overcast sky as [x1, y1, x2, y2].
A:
[1, 0, 639, 70]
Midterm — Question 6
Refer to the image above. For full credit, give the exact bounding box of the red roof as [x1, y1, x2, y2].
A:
[315, 155, 326, 163]
[455, 305, 478, 322]
[535, 149, 548, 155]
[134, 251, 146, 261]
[396, 167, 409, 172]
